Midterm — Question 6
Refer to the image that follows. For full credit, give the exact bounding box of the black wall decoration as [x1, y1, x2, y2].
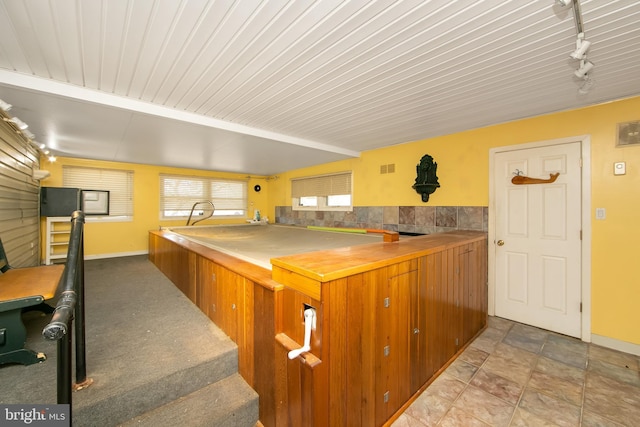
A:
[412, 154, 440, 202]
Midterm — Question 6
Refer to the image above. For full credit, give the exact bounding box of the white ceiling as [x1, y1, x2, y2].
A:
[1, 0, 639, 176]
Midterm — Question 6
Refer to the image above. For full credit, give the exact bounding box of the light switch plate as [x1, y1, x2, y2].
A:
[595, 208, 606, 220]
[614, 162, 626, 175]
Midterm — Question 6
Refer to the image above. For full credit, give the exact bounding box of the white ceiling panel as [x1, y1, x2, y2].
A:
[0, 0, 639, 175]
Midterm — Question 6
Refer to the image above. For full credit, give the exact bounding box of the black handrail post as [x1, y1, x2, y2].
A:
[74, 233, 88, 387]
[44, 289, 76, 404]
[57, 321, 72, 405]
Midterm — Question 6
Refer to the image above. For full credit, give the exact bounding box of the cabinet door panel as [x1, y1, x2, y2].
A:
[375, 262, 416, 425]
[411, 257, 429, 393]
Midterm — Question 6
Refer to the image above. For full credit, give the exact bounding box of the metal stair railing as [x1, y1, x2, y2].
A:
[42, 211, 92, 411]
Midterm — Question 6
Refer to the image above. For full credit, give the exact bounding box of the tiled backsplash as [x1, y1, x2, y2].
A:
[275, 206, 488, 234]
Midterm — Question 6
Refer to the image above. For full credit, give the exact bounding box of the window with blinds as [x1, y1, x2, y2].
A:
[291, 172, 353, 211]
[63, 165, 134, 218]
[159, 174, 247, 219]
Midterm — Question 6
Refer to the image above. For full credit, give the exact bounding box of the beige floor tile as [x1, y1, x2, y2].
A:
[518, 389, 581, 426]
[581, 411, 626, 427]
[470, 335, 500, 354]
[391, 412, 426, 427]
[445, 358, 478, 383]
[534, 356, 586, 383]
[470, 368, 523, 405]
[487, 316, 514, 332]
[493, 342, 539, 367]
[589, 345, 640, 372]
[458, 346, 490, 368]
[452, 385, 515, 426]
[438, 406, 491, 427]
[583, 372, 640, 425]
[422, 373, 466, 402]
[405, 393, 451, 426]
[509, 408, 560, 427]
[588, 358, 640, 387]
[527, 370, 583, 406]
[482, 353, 533, 385]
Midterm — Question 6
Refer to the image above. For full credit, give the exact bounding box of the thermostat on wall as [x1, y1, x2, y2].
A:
[614, 162, 626, 175]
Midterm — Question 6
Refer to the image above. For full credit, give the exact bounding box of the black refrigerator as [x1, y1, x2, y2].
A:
[40, 187, 81, 217]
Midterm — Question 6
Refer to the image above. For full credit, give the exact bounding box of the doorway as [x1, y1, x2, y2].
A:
[488, 136, 591, 340]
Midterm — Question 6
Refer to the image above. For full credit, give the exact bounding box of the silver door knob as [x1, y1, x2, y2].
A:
[497, 240, 505, 246]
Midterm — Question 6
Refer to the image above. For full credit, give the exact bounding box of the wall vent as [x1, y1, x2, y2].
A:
[380, 163, 396, 174]
[617, 120, 640, 147]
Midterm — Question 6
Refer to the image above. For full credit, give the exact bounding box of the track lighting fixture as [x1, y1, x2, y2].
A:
[574, 60, 594, 78]
[4, 116, 28, 130]
[570, 33, 591, 60]
[555, 0, 594, 93]
[1, 101, 55, 161]
[578, 77, 594, 95]
[0, 99, 11, 112]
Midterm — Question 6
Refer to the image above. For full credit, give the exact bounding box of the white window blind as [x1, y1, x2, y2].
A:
[63, 165, 133, 217]
[159, 174, 247, 218]
[291, 172, 352, 198]
[291, 172, 353, 211]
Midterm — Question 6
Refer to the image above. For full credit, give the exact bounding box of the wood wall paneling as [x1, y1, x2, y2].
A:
[150, 233, 279, 427]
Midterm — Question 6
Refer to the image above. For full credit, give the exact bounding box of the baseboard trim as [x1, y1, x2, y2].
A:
[591, 334, 640, 356]
[84, 250, 148, 260]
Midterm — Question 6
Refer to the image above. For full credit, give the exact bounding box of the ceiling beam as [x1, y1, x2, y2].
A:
[0, 70, 361, 158]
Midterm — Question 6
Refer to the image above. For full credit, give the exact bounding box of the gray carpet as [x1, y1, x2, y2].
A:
[0, 255, 252, 426]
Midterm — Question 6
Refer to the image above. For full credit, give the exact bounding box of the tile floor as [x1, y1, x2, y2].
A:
[393, 316, 640, 427]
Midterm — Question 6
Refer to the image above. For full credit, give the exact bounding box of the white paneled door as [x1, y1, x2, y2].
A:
[494, 142, 582, 338]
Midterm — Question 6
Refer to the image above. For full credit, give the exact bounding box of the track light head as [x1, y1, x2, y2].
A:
[570, 34, 591, 59]
[574, 60, 594, 78]
[5, 116, 28, 130]
[578, 77, 594, 95]
[0, 99, 11, 112]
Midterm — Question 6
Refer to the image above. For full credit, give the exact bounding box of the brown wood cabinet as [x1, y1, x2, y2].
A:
[272, 230, 487, 426]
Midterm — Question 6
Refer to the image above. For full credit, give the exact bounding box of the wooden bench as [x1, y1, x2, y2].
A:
[0, 264, 64, 365]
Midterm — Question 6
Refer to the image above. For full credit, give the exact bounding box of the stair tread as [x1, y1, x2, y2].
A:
[119, 373, 259, 427]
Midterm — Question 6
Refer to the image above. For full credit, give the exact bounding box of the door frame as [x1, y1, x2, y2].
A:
[488, 135, 592, 341]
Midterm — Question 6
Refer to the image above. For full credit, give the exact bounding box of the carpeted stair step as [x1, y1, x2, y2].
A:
[70, 256, 243, 426]
[72, 344, 239, 426]
[119, 373, 259, 427]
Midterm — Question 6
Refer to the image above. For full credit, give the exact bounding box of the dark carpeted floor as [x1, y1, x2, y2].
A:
[0, 255, 238, 424]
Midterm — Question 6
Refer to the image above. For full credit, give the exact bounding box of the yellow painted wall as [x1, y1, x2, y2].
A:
[40, 158, 269, 257]
[267, 96, 640, 346]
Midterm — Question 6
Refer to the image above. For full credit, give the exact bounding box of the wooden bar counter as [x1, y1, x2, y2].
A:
[271, 230, 487, 426]
[150, 229, 487, 427]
